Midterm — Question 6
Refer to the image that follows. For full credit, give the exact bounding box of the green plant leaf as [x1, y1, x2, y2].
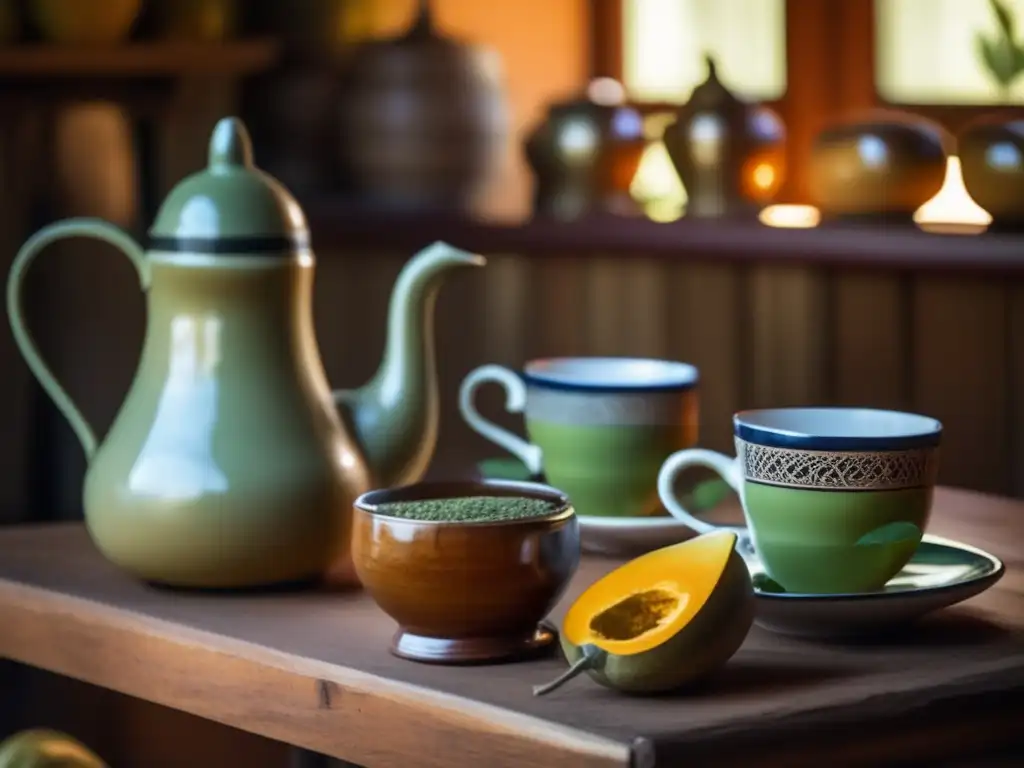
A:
[978, 34, 1018, 87]
[855, 520, 923, 547]
[990, 0, 1017, 43]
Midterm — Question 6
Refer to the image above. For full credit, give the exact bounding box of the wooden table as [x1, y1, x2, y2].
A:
[0, 486, 1021, 767]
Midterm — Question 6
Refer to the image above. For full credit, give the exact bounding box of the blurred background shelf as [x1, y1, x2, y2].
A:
[303, 203, 1024, 273]
[0, 40, 279, 78]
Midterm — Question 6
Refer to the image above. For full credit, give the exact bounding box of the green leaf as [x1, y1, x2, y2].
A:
[855, 521, 923, 547]
[990, 0, 1017, 43]
[978, 34, 1018, 87]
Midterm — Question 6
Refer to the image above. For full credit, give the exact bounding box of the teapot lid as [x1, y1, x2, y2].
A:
[148, 117, 309, 254]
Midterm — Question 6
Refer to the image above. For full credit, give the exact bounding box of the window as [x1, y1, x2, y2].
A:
[619, 0, 787, 216]
[622, 0, 786, 103]
[603, 0, 1017, 211]
[877, 0, 1024, 104]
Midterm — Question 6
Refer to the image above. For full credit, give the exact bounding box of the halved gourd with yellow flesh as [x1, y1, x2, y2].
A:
[0, 729, 108, 768]
[534, 530, 754, 695]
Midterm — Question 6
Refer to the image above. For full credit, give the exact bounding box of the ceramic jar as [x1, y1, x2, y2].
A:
[959, 115, 1024, 230]
[241, 0, 356, 194]
[524, 88, 647, 220]
[662, 56, 786, 219]
[28, 0, 141, 45]
[808, 110, 951, 223]
[338, 1, 509, 212]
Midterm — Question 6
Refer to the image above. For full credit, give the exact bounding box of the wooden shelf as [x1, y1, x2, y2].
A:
[0, 488, 1022, 766]
[304, 203, 1024, 274]
[0, 39, 280, 78]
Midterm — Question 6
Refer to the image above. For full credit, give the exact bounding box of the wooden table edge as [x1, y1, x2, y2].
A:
[0, 580, 631, 768]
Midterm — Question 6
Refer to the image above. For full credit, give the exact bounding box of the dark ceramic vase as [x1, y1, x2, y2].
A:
[337, 0, 509, 213]
[808, 110, 951, 225]
[239, 0, 353, 195]
[959, 115, 1024, 231]
[523, 89, 647, 220]
[661, 56, 785, 219]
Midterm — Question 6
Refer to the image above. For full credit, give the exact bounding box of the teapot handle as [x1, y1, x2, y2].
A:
[6, 219, 150, 462]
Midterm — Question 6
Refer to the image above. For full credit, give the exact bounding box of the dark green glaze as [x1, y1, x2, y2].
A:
[6, 117, 485, 588]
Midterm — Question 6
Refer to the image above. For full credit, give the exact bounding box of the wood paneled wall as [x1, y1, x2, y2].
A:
[302, 249, 1024, 499]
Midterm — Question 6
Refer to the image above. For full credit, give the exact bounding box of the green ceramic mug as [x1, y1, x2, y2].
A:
[657, 407, 942, 594]
[459, 357, 699, 518]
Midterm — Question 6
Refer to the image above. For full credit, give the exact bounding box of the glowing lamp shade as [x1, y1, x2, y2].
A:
[913, 156, 992, 232]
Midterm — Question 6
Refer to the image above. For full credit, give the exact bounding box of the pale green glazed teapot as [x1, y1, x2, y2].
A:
[6, 117, 485, 588]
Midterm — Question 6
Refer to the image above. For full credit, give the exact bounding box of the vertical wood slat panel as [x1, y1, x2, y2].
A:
[434, 248, 493, 472]
[455, 254, 533, 469]
[483, 254, 530, 367]
[1009, 286, 1024, 498]
[665, 261, 743, 455]
[530, 256, 588, 356]
[833, 272, 911, 410]
[583, 256, 669, 358]
[912, 278, 1010, 494]
[0, 111, 39, 523]
[747, 265, 830, 408]
[584, 255, 629, 355]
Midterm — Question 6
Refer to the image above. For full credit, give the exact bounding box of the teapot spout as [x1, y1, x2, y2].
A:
[334, 241, 485, 488]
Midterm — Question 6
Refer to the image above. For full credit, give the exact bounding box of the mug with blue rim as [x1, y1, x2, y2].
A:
[657, 407, 942, 594]
[459, 357, 699, 518]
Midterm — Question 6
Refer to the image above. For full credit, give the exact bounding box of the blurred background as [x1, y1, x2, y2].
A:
[1, 1, 1023, 763]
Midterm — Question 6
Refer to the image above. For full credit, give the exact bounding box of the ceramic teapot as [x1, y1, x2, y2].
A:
[6, 117, 484, 589]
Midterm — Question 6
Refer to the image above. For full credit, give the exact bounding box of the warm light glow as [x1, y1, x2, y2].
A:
[751, 163, 777, 191]
[630, 142, 686, 208]
[759, 204, 821, 228]
[587, 77, 626, 106]
[913, 156, 992, 232]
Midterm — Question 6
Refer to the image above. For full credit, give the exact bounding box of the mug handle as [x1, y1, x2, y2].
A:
[657, 448, 748, 541]
[7, 218, 150, 462]
[458, 364, 543, 476]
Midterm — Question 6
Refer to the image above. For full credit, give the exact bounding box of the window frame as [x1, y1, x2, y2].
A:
[595, 0, 1024, 203]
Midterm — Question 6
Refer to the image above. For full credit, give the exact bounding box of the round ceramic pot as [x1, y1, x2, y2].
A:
[338, 5, 509, 212]
[662, 57, 786, 219]
[808, 111, 951, 223]
[959, 114, 1024, 231]
[524, 96, 647, 220]
[28, 0, 141, 45]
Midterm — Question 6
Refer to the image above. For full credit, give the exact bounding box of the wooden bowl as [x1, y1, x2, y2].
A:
[352, 480, 580, 664]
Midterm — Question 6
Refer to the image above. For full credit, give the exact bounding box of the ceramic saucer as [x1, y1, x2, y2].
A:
[750, 534, 1005, 640]
[476, 457, 731, 556]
